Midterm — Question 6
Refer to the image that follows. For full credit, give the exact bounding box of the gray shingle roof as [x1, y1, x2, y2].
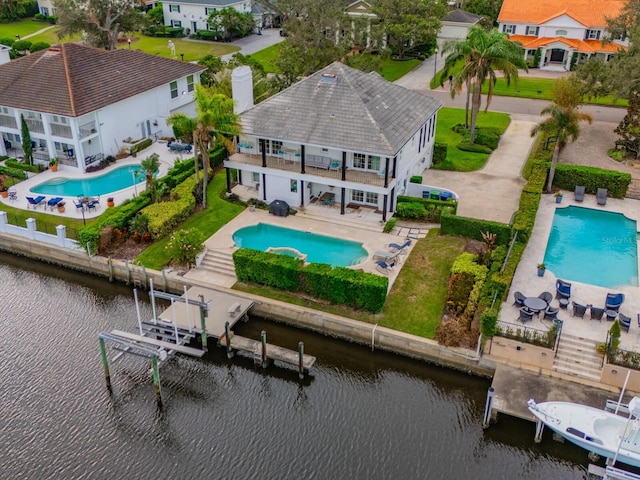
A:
[0, 43, 204, 117]
[240, 62, 442, 156]
[441, 9, 483, 24]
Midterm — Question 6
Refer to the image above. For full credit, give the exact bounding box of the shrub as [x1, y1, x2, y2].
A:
[5, 158, 44, 173]
[0, 166, 28, 180]
[0, 38, 15, 47]
[383, 218, 396, 233]
[11, 40, 32, 54]
[397, 195, 458, 215]
[552, 164, 631, 198]
[130, 138, 153, 155]
[396, 202, 427, 221]
[165, 228, 204, 266]
[410, 175, 422, 184]
[128, 213, 150, 236]
[433, 142, 447, 165]
[440, 209, 511, 245]
[457, 142, 493, 154]
[142, 174, 197, 239]
[448, 253, 488, 322]
[234, 249, 302, 291]
[29, 41, 49, 53]
[480, 308, 499, 337]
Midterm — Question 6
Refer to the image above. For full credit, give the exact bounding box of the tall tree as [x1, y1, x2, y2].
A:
[20, 114, 33, 166]
[55, 0, 144, 50]
[614, 92, 640, 158]
[167, 85, 240, 208]
[464, 0, 503, 26]
[531, 78, 593, 192]
[441, 26, 527, 143]
[373, 0, 446, 59]
[207, 7, 255, 40]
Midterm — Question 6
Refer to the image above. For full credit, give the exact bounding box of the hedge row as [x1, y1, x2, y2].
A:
[433, 142, 447, 164]
[440, 209, 511, 245]
[553, 164, 631, 198]
[141, 173, 198, 239]
[233, 249, 388, 313]
[5, 158, 44, 173]
[397, 195, 458, 215]
[0, 166, 28, 180]
[448, 253, 488, 320]
[131, 138, 153, 155]
[511, 161, 546, 243]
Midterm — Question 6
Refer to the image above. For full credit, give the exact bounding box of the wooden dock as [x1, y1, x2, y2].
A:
[109, 330, 205, 358]
[227, 334, 316, 371]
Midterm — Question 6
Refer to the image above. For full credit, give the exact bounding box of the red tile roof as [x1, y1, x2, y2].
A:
[498, 0, 625, 27]
[0, 43, 204, 117]
[510, 34, 625, 53]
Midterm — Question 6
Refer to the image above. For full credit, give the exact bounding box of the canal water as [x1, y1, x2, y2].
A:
[0, 252, 591, 479]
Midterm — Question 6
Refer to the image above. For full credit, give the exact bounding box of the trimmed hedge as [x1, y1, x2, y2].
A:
[552, 164, 631, 198]
[511, 161, 546, 243]
[131, 138, 153, 155]
[448, 253, 488, 320]
[141, 173, 197, 239]
[410, 175, 423, 184]
[5, 158, 44, 173]
[433, 142, 447, 165]
[457, 142, 492, 154]
[0, 166, 28, 180]
[440, 209, 511, 245]
[397, 195, 458, 215]
[233, 249, 388, 312]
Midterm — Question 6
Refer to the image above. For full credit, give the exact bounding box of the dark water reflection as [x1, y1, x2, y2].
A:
[0, 252, 590, 479]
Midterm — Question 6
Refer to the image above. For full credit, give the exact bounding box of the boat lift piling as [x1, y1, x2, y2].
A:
[261, 331, 268, 367]
[482, 387, 495, 429]
[534, 419, 545, 443]
[298, 342, 304, 379]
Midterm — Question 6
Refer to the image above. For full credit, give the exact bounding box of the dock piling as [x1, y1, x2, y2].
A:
[261, 330, 267, 367]
[225, 321, 234, 358]
[99, 337, 112, 392]
[298, 342, 304, 379]
[108, 256, 113, 282]
[199, 294, 208, 351]
[482, 387, 495, 428]
[534, 419, 544, 443]
[151, 354, 162, 406]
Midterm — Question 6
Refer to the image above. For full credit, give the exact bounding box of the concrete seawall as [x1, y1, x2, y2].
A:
[0, 233, 496, 378]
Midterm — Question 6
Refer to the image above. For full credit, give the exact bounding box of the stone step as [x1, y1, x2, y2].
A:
[297, 209, 383, 233]
[199, 250, 236, 276]
[553, 364, 602, 382]
[551, 332, 603, 382]
[554, 350, 602, 370]
[625, 179, 640, 200]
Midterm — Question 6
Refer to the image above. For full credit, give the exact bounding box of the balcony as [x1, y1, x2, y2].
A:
[0, 114, 17, 129]
[227, 152, 387, 187]
[50, 123, 73, 138]
[79, 121, 97, 139]
[25, 118, 44, 134]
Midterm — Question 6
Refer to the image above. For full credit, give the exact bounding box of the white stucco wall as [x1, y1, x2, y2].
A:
[163, 1, 249, 31]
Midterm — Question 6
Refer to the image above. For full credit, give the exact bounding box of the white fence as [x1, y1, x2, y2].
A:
[0, 211, 82, 251]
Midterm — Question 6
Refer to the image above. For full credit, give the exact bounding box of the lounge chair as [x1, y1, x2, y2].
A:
[619, 313, 631, 333]
[597, 188, 608, 206]
[605, 292, 625, 312]
[544, 305, 560, 321]
[572, 301, 587, 318]
[590, 306, 605, 322]
[47, 197, 63, 211]
[389, 240, 411, 254]
[26, 196, 45, 209]
[555, 279, 572, 299]
[519, 307, 534, 323]
[513, 291, 526, 307]
[375, 260, 393, 275]
[574, 186, 585, 202]
[538, 291, 553, 305]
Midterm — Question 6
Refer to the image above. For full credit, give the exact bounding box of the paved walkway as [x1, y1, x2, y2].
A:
[21, 25, 55, 40]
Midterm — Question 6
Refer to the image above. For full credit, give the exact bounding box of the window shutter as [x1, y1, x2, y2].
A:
[502, 24, 506, 32]
[535, 27, 539, 36]
[597, 31, 601, 40]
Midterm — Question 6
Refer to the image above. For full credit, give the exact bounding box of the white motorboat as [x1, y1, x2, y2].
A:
[527, 397, 640, 468]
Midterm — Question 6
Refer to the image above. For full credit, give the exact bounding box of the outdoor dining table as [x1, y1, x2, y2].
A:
[523, 297, 547, 314]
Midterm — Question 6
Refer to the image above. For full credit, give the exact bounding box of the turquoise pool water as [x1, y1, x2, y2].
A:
[544, 206, 638, 288]
[31, 165, 146, 197]
[233, 223, 368, 267]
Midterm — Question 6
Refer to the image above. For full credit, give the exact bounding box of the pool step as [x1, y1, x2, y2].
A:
[552, 333, 603, 382]
[198, 250, 236, 277]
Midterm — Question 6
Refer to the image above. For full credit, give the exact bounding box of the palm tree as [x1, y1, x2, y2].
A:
[531, 103, 593, 192]
[166, 114, 200, 191]
[167, 85, 240, 208]
[441, 26, 527, 144]
[140, 153, 160, 198]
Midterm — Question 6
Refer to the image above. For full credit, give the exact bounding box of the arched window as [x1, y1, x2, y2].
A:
[555, 29, 567, 36]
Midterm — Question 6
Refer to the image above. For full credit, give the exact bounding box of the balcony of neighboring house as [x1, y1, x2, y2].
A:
[78, 121, 98, 139]
[0, 114, 17, 129]
[25, 117, 45, 134]
[49, 123, 73, 139]
[227, 152, 387, 187]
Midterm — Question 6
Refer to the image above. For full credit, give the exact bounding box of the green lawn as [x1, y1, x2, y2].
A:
[247, 43, 282, 73]
[434, 107, 511, 171]
[235, 231, 466, 338]
[378, 58, 421, 82]
[135, 171, 244, 269]
[1, 19, 53, 39]
[25, 28, 83, 45]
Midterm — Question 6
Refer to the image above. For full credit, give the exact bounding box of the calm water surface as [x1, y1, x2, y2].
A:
[0, 252, 590, 479]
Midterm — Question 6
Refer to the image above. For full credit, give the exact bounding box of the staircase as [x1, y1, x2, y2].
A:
[552, 332, 603, 382]
[626, 178, 640, 200]
[198, 249, 236, 278]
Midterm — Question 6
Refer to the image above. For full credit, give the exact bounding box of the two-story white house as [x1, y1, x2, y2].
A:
[224, 62, 442, 222]
[0, 43, 204, 172]
[36, 0, 56, 16]
[498, 0, 628, 71]
[163, 0, 251, 33]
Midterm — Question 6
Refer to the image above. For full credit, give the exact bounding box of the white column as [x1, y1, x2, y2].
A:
[26, 218, 36, 240]
[42, 113, 56, 159]
[565, 49, 573, 70]
[56, 224, 66, 248]
[0, 211, 7, 233]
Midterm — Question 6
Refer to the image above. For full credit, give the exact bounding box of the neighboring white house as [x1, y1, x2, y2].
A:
[498, 0, 628, 71]
[163, 0, 251, 33]
[0, 43, 204, 172]
[36, 0, 56, 16]
[225, 62, 442, 222]
[439, 9, 483, 40]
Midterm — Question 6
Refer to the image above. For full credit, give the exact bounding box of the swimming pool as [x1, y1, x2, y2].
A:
[544, 206, 638, 288]
[31, 165, 146, 197]
[233, 223, 368, 267]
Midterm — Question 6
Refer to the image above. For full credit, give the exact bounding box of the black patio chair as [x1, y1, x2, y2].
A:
[538, 291, 553, 305]
[513, 291, 526, 307]
[619, 313, 631, 333]
[572, 302, 587, 318]
[556, 279, 572, 300]
[574, 185, 585, 202]
[543, 305, 560, 321]
[519, 307, 534, 323]
[590, 306, 605, 322]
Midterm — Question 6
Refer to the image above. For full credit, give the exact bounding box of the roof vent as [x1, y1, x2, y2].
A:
[321, 73, 337, 84]
[48, 46, 61, 52]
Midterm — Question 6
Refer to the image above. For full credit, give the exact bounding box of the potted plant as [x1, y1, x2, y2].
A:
[107, 197, 115, 207]
[555, 191, 563, 204]
[50, 157, 59, 172]
[537, 263, 546, 277]
[0, 174, 8, 198]
[57, 201, 65, 213]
